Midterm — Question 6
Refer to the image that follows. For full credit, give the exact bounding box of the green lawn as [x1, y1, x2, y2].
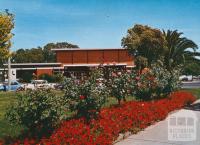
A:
[183, 88, 200, 99]
[0, 92, 24, 138]
[0, 88, 199, 139]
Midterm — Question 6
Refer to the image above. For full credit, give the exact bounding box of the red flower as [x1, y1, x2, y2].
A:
[12, 91, 196, 145]
[135, 76, 140, 81]
[79, 95, 85, 100]
[148, 76, 155, 81]
[112, 72, 117, 77]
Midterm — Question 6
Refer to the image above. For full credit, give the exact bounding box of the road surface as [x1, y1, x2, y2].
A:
[181, 81, 200, 89]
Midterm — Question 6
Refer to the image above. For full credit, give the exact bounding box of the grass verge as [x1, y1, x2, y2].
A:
[182, 88, 200, 99]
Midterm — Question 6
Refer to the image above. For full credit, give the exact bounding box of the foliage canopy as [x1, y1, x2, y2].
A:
[12, 42, 79, 63]
[122, 24, 199, 72]
[0, 10, 14, 66]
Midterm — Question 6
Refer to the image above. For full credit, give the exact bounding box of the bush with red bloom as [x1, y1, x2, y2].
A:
[12, 91, 196, 145]
[131, 61, 182, 101]
[63, 68, 109, 120]
[79, 95, 85, 100]
[0, 139, 4, 145]
[109, 69, 130, 105]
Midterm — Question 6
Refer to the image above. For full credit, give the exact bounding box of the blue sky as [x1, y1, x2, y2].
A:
[0, 0, 200, 51]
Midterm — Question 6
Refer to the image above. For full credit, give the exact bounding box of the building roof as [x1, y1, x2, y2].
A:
[3, 63, 61, 66]
[0, 67, 64, 71]
[63, 63, 133, 67]
[51, 48, 125, 51]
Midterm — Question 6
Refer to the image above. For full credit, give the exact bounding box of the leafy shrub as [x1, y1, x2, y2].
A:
[151, 61, 181, 97]
[133, 61, 181, 101]
[135, 56, 148, 72]
[133, 71, 155, 101]
[5, 89, 66, 135]
[20, 71, 34, 83]
[53, 73, 64, 83]
[38, 73, 63, 83]
[63, 68, 109, 120]
[109, 69, 130, 104]
[38, 73, 54, 82]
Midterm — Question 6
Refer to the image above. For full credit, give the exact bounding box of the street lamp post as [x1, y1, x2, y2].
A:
[8, 49, 11, 91]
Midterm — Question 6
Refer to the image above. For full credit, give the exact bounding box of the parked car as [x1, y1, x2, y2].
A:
[24, 80, 55, 90]
[192, 76, 200, 80]
[0, 81, 23, 91]
[54, 83, 64, 90]
[179, 75, 193, 81]
[0, 83, 3, 91]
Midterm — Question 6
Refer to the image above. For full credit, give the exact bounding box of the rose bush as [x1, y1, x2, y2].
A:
[63, 67, 109, 120]
[109, 69, 130, 104]
[133, 61, 181, 101]
[10, 91, 196, 145]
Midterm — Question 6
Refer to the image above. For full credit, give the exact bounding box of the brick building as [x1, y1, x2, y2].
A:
[53, 48, 134, 78]
[1, 48, 134, 81]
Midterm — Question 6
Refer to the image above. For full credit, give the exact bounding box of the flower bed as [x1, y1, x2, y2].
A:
[8, 91, 196, 145]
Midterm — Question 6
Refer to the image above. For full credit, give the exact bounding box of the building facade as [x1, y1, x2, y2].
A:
[53, 48, 134, 78]
[1, 48, 134, 81]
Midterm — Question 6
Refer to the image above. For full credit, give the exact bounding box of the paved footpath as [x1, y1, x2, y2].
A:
[116, 100, 200, 145]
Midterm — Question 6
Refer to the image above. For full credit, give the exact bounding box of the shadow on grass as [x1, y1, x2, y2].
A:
[0, 112, 77, 144]
[0, 119, 25, 139]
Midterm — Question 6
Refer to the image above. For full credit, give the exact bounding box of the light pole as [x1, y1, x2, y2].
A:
[8, 48, 11, 91]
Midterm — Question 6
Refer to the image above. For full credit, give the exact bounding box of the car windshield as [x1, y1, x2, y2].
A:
[3, 82, 8, 85]
[31, 80, 47, 84]
[2, 81, 19, 85]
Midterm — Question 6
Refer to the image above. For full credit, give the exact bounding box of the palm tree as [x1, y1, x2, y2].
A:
[163, 30, 199, 70]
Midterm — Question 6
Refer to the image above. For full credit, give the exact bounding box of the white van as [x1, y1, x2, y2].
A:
[24, 80, 54, 90]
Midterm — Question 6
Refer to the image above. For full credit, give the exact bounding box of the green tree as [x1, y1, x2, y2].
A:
[43, 46, 56, 63]
[0, 10, 14, 67]
[12, 42, 79, 63]
[182, 61, 200, 76]
[122, 24, 166, 67]
[122, 24, 199, 73]
[44, 42, 79, 50]
[12, 49, 26, 63]
[43, 42, 79, 62]
[163, 30, 198, 70]
[12, 47, 44, 63]
[28, 47, 44, 62]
